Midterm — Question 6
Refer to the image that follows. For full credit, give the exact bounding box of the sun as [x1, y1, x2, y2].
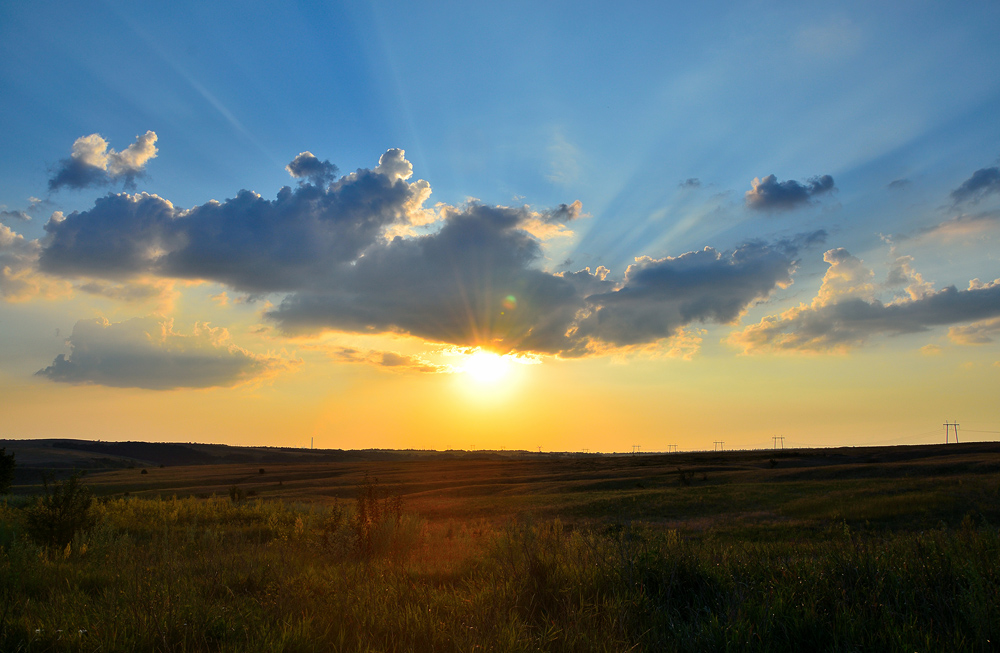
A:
[460, 350, 511, 384]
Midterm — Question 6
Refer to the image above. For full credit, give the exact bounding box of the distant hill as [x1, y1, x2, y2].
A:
[0, 438, 543, 483]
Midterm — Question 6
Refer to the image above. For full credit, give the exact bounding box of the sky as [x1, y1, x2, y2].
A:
[1, 0, 999, 452]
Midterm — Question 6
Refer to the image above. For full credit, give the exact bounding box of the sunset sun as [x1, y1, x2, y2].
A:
[460, 350, 511, 384]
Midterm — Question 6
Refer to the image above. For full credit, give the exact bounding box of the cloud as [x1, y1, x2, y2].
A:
[39, 147, 809, 358]
[76, 278, 180, 312]
[286, 151, 339, 185]
[49, 131, 158, 191]
[266, 201, 598, 354]
[0, 223, 69, 301]
[679, 178, 701, 189]
[326, 346, 451, 373]
[951, 166, 1000, 205]
[909, 210, 1000, 242]
[920, 344, 942, 356]
[36, 316, 296, 389]
[887, 178, 911, 191]
[745, 174, 835, 212]
[572, 241, 798, 347]
[540, 200, 584, 224]
[40, 149, 431, 292]
[729, 250, 1000, 353]
[0, 209, 31, 223]
[948, 314, 1000, 345]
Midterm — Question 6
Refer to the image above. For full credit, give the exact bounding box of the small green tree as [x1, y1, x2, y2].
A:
[23, 474, 97, 548]
[0, 448, 14, 494]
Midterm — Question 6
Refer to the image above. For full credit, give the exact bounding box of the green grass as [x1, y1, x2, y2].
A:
[1, 490, 999, 651]
[2, 447, 1000, 651]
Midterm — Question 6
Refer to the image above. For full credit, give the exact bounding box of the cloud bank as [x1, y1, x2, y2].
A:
[729, 248, 1000, 353]
[49, 131, 158, 191]
[35, 148, 809, 358]
[36, 316, 294, 389]
[745, 174, 835, 212]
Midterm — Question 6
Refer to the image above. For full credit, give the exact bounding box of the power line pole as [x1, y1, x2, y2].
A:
[714, 441, 724, 452]
[772, 435, 784, 449]
[631, 444, 640, 455]
[668, 444, 677, 453]
[944, 421, 960, 443]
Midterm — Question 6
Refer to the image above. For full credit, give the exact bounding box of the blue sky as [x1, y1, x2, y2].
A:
[1, 1, 999, 450]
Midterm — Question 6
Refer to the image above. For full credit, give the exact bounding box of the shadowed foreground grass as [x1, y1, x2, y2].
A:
[1, 493, 998, 652]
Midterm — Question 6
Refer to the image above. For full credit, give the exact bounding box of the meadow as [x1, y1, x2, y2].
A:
[0, 442, 998, 651]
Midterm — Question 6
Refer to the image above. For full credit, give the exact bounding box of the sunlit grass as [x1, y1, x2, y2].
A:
[3, 449, 1000, 650]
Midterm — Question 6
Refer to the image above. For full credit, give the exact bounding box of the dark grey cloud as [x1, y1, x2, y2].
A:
[270, 213, 801, 356]
[887, 178, 911, 191]
[40, 150, 427, 292]
[745, 174, 835, 212]
[286, 151, 339, 185]
[48, 132, 158, 191]
[680, 178, 701, 188]
[951, 166, 1000, 205]
[573, 242, 798, 347]
[36, 316, 294, 390]
[539, 200, 583, 224]
[267, 202, 598, 355]
[38, 147, 805, 357]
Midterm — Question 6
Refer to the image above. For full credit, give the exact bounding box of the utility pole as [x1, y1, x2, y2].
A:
[631, 444, 640, 455]
[668, 444, 678, 453]
[944, 421, 960, 443]
[714, 441, 724, 452]
[772, 435, 784, 449]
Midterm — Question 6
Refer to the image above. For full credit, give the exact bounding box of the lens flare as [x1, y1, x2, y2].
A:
[502, 295, 517, 311]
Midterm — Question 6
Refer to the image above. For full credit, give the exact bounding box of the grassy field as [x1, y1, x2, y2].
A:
[1, 442, 999, 651]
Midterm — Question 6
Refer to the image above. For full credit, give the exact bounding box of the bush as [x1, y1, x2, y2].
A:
[0, 447, 13, 494]
[23, 473, 97, 547]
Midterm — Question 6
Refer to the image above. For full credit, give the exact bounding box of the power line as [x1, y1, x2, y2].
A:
[944, 421, 959, 444]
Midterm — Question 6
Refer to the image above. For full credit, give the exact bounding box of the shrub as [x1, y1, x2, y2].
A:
[23, 473, 97, 547]
[229, 485, 244, 503]
[0, 447, 14, 494]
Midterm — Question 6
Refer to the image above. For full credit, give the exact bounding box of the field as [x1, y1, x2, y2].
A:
[1, 440, 999, 651]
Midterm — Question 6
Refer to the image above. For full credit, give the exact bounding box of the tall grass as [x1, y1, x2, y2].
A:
[0, 494, 997, 651]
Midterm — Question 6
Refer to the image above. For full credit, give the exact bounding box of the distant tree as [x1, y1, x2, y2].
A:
[259, 468, 266, 475]
[140, 469, 148, 475]
[0, 447, 14, 494]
